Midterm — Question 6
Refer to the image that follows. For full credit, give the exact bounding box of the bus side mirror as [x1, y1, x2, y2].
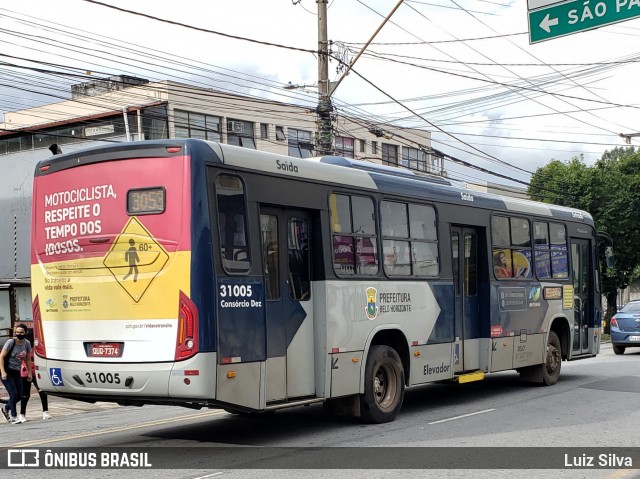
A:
[605, 246, 615, 270]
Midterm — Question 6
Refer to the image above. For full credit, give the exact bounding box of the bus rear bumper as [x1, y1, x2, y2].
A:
[34, 352, 217, 402]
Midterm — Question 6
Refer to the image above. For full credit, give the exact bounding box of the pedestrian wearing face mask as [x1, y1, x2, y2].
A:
[19, 329, 51, 421]
[0, 324, 33, 424]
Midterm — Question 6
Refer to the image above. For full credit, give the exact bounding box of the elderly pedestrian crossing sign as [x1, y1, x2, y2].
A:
[103, 217, 169, 302]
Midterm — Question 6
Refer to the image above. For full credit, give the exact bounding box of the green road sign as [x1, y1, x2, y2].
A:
[528, 0, 640, 44]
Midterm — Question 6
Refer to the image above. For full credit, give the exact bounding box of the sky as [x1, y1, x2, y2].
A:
[2, 0, 640, 189]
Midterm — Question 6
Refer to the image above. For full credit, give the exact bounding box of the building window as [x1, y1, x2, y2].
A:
[380, 201, 438, 277]
[275, 126, 286, 141]
[429, 154, 442, 173]
[288, 128, 314, 158]
[402, 146, 428, 172]
[227, 119, 256, 149]
[260, 123, 269, 139]
[174, 110, 221, 141]
[372, 141, 378, 155]
[492, 215, 532, 279]
[359, 139, 365, 153]
[0, 135, 32, 155]
[142, 105, 168, 140]
[330, 193, 378, 276]
[0, 109, 171, 156]
[382, 143, 398, 166]
[35, 127, 79, 148]
[335, 136, 354, 158]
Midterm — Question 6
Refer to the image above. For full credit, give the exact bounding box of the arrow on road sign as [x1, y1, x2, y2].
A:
[539, 13, 559, 33]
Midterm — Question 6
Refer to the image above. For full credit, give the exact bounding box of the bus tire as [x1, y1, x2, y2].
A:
[360, 345, 404, 424]
[542, 331, 562, 386]
[519, 331, 561, 385]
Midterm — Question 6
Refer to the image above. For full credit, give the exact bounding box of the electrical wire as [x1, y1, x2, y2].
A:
[0, 2, 624, 191]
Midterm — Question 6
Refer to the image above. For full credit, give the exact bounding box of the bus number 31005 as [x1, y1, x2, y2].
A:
[219, 284, 253, 298]
[84, 372, 121, 384]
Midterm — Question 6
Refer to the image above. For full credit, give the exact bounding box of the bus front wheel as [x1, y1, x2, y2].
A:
[360, 345, 405, 423]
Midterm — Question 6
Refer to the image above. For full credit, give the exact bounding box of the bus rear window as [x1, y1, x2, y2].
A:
[216, 174, 250, 273]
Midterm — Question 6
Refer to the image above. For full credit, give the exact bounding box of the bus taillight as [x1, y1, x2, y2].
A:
[32, 295, 46, 358]
[175, 291, 199, 360]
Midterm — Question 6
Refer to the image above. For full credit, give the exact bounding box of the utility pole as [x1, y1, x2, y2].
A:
[317, 0, 333, 156]
[315, 0, 405, 156]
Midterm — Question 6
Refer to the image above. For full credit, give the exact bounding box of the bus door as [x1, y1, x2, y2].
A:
[570, 238, 593, 354]
[451, 226, 481, 372]
[259, 206, 315, 401]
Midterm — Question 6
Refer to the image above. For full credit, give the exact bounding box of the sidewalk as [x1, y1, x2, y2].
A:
[0, 385, 119, 421]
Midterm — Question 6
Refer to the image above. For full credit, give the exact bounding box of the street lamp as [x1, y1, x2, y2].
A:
[283, 82, 316, 90]
[619, 132, 640, 144]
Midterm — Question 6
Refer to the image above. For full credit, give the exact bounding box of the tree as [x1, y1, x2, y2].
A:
[528, 148, 640, 332]
[528, 156, 594, 211]
[593, 148, 640, 325]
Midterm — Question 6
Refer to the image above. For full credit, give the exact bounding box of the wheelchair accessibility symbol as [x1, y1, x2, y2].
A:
[49, 368, 64, 387]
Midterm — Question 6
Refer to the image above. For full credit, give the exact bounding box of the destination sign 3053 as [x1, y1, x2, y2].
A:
[528, 0, 640, 44]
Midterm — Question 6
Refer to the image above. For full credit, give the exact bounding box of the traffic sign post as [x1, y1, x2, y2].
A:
[528, 0, 640, 44]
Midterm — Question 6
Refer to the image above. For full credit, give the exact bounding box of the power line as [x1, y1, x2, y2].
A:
[82, 0, 318, 55]
[448, 0, 637, 136]
[0, 3, 619, 190]
[55, 1, 533, 182]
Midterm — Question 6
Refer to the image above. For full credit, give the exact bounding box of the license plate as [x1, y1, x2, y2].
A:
[88, 342, 123, 357]
[629, 336, 640, 342]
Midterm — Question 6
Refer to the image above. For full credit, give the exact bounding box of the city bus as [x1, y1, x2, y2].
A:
[31, 139, 604, 423]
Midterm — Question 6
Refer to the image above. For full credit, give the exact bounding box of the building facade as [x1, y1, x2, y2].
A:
[0, 77, 444, 325]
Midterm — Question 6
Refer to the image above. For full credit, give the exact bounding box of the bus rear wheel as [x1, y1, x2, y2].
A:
[519, 331, 561, 385]
[360, 345, 405, 424]
[542, 331, 562, 385]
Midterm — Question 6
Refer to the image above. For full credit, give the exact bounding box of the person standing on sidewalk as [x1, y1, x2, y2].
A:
[19, 330, 51, 422]
[0, 324, 32, 424]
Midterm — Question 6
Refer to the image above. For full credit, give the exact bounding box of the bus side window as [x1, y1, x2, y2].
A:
[491, 215, 532, 279]
[381, 200, 439, 277]
[549, 223, 568, 279]
[533, 221, 568, 280]
[266, 242, 279, 298]
[216, 175, 250, 273]
[382, 201, 410, 276]
[260, 214, 280, 300]
[329, 193, 378, 276]
[288, 217, 310, 301]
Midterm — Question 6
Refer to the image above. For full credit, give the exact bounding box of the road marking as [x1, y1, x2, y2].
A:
[192, 473, 225, 479]
[3, 409, 228, 448]
[428, 408, 495, 425]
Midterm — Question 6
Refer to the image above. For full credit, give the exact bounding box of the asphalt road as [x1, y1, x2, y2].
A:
[1, 342, 639, 479]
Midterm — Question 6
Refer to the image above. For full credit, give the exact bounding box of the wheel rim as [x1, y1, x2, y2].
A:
[545, 343, 560, 376]
[373, 363, 398, 410]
